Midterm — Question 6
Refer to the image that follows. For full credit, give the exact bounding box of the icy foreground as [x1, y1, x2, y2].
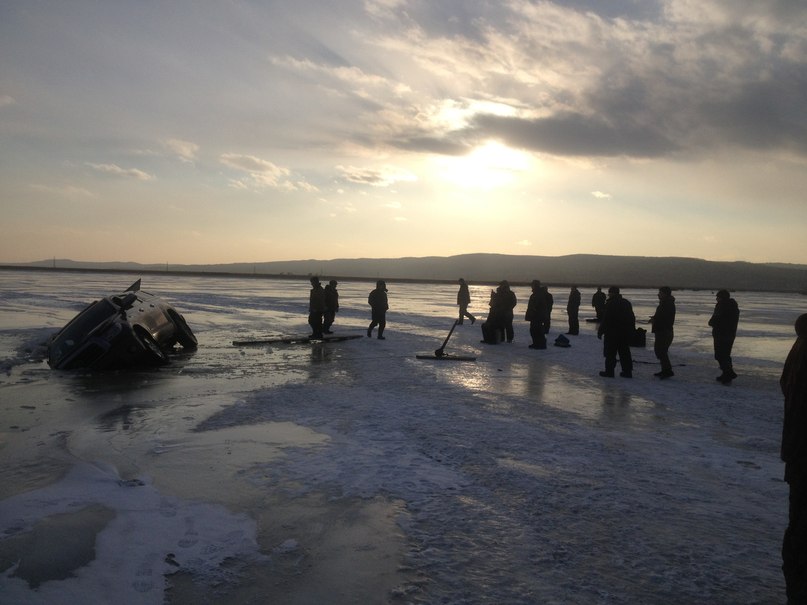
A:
[0, 271, 802, 604]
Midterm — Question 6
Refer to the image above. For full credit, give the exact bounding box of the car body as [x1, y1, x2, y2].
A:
[47, 279, 197, 370]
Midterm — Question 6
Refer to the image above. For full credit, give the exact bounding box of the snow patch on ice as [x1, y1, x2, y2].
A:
[0, 462, 265, 605]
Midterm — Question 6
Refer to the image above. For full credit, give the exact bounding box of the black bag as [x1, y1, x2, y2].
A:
[630, 327, 647, 347]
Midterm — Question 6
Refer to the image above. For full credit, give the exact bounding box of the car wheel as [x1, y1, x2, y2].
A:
[168, 310, 198, 349]
[134, 326, 168, 364]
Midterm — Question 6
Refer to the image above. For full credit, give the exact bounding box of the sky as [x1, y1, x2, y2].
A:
[1, 0, 806, 266]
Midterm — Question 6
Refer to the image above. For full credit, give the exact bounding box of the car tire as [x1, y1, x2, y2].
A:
[168, 310, 198, 349]
[134, 326, 169, 364]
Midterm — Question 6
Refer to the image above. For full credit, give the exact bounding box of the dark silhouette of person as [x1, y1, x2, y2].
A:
[499, 281, 517, 343]
[709, 289, 740, 384]
[592, 286, 606, 321]
[481, 288, 504, 344]
[308, 276, 326, 339]
[650, 286, 676, 379]
[781, 313, 807, 604]
[597, 286, 635, 378]
[544, 287, 554, 334]
[566, 286, 581, 335]
[323, 280, 339, 334]
[457, 278, 476, 325]
[525, 280, 547, 349]
[367, 280, 388, 339]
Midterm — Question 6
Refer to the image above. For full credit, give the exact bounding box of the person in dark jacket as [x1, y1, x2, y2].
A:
[367, 280, 389, 339]
[525, 280, 547, 349]
[781, 313, 807, 604]
[650, 286, 676, 379]
[308, 277, 326, 339]
[544, 287, 554, 334]
[499, 281, 517, 343]
[597, 286, 635, 378]
[323, 280, 339, 334]
[709, 289, 740, 384]
[566, 286, 581, 335]
[592, 287, 606, 321]
[456, 278, 476, 325]
[481, 288, 504, 344]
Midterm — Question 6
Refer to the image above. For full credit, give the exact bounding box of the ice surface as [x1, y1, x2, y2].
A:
[0, 270, 803, 604]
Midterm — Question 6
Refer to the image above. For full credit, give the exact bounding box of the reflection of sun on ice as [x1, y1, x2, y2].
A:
[434, 141, 534, 189]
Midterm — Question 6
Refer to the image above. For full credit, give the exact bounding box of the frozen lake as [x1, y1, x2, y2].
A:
[0, 269, 804, 604]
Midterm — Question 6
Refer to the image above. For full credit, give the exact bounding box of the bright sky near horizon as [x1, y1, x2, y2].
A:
[1, 1, 806, 265]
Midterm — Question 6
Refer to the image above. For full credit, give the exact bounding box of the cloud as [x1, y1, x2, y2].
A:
[0, 95, 15, 108]
[337, 165, 417, 187]
[220, 153, 316, 192]
[164, 139, 199, 163]
[86, 163, 154, 181]
[350, 0, 807, 159]
[591, 191, 612, 199]
[30, 184, 95, 199]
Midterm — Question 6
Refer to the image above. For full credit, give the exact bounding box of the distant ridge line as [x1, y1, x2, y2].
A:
[3, 253, 807, 293]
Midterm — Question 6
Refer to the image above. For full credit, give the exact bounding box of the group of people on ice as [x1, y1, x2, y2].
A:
[304, 273, 807, 602]
[476, 279, 739, 384]
[307, 276, 389, 340]
[307, 276, 741, 384]
[306, 276, 341, 340]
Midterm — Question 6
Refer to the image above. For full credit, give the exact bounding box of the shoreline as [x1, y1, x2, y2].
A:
[1, 264, 804, 294]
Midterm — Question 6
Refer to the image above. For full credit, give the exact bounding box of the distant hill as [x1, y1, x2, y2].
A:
[7, 254, 807, 293]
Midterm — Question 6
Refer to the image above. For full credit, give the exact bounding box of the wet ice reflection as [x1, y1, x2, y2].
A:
[438, 355, 665, 428]
[0, 271, 798, 604]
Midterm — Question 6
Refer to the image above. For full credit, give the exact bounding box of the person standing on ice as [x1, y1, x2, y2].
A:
[543, 287, 554, 334]
[566, 285, 581, 335]
[525, 280, 547, 349]
[323, 280, 339, 334]
[367, 280, 388, 340]
[592, 286, 606, 321]
[308, 276, 326, 339]
[499, 281, 517, 343]
[481, 288, 504, 344]
[650, 286, 676, 379]
[781, 313, 807, 604]
[597, 286, 635, 378]
[709, 289, 740, 384]
[456, 278, 475, 325]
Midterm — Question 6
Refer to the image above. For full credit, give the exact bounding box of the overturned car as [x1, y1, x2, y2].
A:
[47, 279, 197, 370]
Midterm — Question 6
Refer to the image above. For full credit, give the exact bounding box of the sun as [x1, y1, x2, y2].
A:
[434, 141, 534, 189]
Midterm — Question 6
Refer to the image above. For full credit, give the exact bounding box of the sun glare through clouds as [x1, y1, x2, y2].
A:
[434, 142, 534, 190]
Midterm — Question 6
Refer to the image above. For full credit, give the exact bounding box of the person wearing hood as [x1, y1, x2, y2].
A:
[781, 313, 807, 604]
[650, 286, 676, 379]
[367, 280, 389, 339]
